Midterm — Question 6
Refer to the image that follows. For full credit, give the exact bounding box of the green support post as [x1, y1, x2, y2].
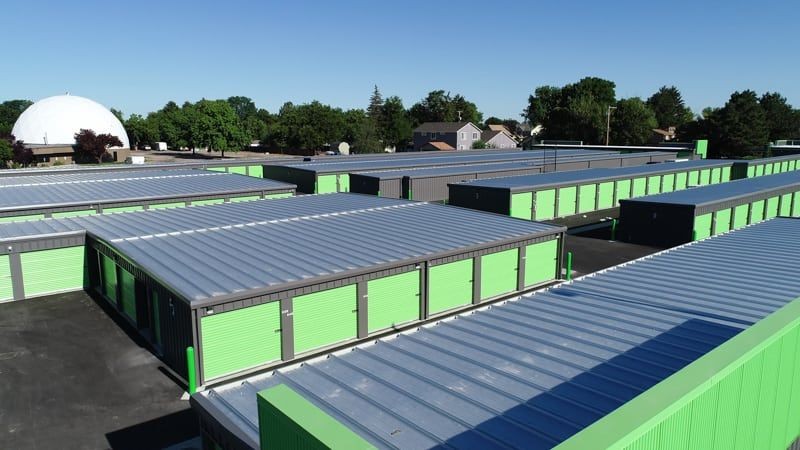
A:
[565, 252, 573, 281]
[610, 219, 618, 241]
[692, 230, 698, 242]
[186, 346, 197, 394]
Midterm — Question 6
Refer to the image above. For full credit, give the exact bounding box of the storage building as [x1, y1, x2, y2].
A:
[730, 154, 800, 179]
[350, 151, 675, 202]
[192, 217, 800, 450]
[448, 159, 734, 223]
[0, 168, 295, 222]
[619, 170, 800, 246]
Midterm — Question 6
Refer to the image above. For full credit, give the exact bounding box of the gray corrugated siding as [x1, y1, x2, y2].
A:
[195, 218, 800, 450]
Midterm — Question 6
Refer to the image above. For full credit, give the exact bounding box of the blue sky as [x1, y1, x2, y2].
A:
[4, 0, 798, 120]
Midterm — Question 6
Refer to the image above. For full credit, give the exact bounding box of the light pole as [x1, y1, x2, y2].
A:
[605, 105, 617, 146]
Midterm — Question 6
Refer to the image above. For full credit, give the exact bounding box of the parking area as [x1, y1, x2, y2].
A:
[564, 230, 664, 277]
[0, 291, 199, 450]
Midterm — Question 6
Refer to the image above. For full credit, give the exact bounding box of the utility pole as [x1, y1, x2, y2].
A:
[605, 105, 616, 146]
[457, 110, 463, 121]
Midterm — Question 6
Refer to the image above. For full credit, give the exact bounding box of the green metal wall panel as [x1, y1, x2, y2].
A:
[20, 247, 84, 297]
[733, 204, 749, 228]
[747, 166, 756, 178]
[688, 170, 700, 186]
[578, 184, 596, 213]
[534, 189, 556, 220]
[480, 249, 518, 300]
[149, 202, 186, 210]
[693, 213, 712, 240]
[293, 285, 357, 354]
[632, 178, 646, 197]
[524, 240, 558, 287]
[316, 175, 338, 194]
[0, 214, 45, 223]
[675, 172, 688, 190]
[661, 173, 675, 193]
[710, 167, 721, 184]
[119, 269, 137, 322]
[713, 209, 731, 235]
[766, 197, 780, 219]
[557, 186, 577, 217]
[0, 255, 11, 301]
[616, 179, 632, 203]
[597, 182, 614, 209]
[103, 206, 143, 214]
[337, 174, 350, 192]
[750, 200, 765, 224]
[201, 301, 282, 380]
[765, 163, 774, 175]
[207, 167, 227, 172]
[428, 259, 473, 314]
[52, 209, 95, 218]
[756, 165, 765, 176]
[231, 195, 261, 203]
[249, 165, 264, 178]
[646, 176, 661, 195]
[780, 194, 792, 216]
[229, 166, 247, 175]
[510, 192, 533, 220]
[191, 198, 226, 206]
[794, 193, 800, 217]
[367, 271, 420, 333]
[100, 254, 117, 301]
[721, 166, 731, 181]
[699, 169, 711, 185]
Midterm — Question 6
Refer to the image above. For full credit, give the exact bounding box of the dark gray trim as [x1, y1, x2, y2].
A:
[472, 256, 482, 305]
[517, 245, 526, 291]
[419, 261, 429, 320]
[9, 252, 24, 301]
[280, 298, 294, 361]
[0, 231, 86, 253]
[356, 282, 368, 339]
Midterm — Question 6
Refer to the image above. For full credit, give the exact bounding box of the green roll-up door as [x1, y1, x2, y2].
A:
[100, 255, 117, 301]
[293, 285, 357, 354]
[632, 178, 646, 197]
[791, 160, 797, 171]
[119, 269, 137, 322]
[52, 210, 95, 219]
[525, 240, 558, 287]
[710, 167, 721, 184]
[646, 176, 661, 195]
[793, 193, 800, 217]
[733, 204, 749, 229]
[780, 194, 792, 216]
[615, 179, 632, 203]
[316, 175, 338, 194]
[750, 200, 765, 224]
[428, 259, 473, 314]
[747, 166, 756, 178]
[534, 190, 556, 220]
[0, 255, 12, 301]
[557, 186, 577, 217]
[661, 174, 675, 193]
[207, 167, 227, 172]
[694, 213, 712, 240]
[149, 202, 185, 210]
[104, 206, 143, 214]
[597, 182, 614, 209]
[229, 166, 247, 175]
[713, 209, 732, 235]
[191, 198, 226, 206]
[337, 174, 350, 192]
[200, 301, 281, 380]
[675, 172, 688, 190]
[20, 247, 84, 297]
[756, 165, 765, 176]
[248, 165, 264, 178]
[510, 192, 533, 219]
[480, 249, 518, 300]
[688, 170, 700, 186]
[578, 184, 596, 213]
[699, 169, 711, 185]
[765, 164, 774, 175]
[721, 166, 732, 181]
[367, 271, 420, 333]
[231, 195, 261, 203]
[0, 214, 45, 223]
[766, 197, 779, 219]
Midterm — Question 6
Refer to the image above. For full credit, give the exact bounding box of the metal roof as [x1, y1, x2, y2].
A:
[0, 169, 294, 213]
[456, 159, 731, 192]
[193, 217, 800, 450]
[0, 158, 302, 177]
[622, 170, 800, 207]
[269, 149, 613, 174]
[86, 194, 563, 305]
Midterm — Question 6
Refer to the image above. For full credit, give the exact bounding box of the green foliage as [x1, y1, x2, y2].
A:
[712, 90, 769, 157]
[12, 140, 33, 166]
[74, 129, 123, 163]
[381, 96, 412, 150]
[191, 99, 250, 156]
[0, 99, 33, 137]
[408, 90, 482, 126]
[759, 92, 800, 141]
[124, 113, 158, 149]
[610, 98, 658, 145]
[646, 86, 693, 129]
[110, 108, 124, 122]
[471, 139, 487, 149]
[0, 139, 12, 167]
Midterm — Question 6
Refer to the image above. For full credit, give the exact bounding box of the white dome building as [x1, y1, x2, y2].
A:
[12, 95, 130, 148]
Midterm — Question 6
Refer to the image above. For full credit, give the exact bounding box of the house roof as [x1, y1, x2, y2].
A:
[192, 217, 800, 449]
[487, 124, 512, 134]
[421, 141, 455, 151]
[413, 122, 478, 133]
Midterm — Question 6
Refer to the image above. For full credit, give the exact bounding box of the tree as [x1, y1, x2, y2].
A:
[124, 113, 158, 149]
[110, 108, 124, 122]
[759, 92, 800, 142]
[191, 99, 249, 157]
[472, 139, 487, 149]
[646, 86, 693, 130]
[367, 86, 384, 121]
[610, 98, 658, 146]
[381, 96, 412, 150]
[0, 100, 33, 137]
[12, 139, 33, 166]
[74, 129, 123, 163]
[0, 138, 12, 168]
[714, 90, 769, 157]
[408, 90, 482, 126]
[226, 96, 257, 122]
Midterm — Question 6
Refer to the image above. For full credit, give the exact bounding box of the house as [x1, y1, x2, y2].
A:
[22, 144, 131, 166]
[652, 126, 677, 143]
[481, 129, 518, 149]
[413, 122, 483, 151]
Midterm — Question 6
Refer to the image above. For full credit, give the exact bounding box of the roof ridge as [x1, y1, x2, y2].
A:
[0, 170, 222, 189]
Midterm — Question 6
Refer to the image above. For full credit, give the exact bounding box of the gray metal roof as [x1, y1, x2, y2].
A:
[622, 170, 800, 207]
[269, 149, 613, 175]
[87, 194, 563, 305]
[456, 159, 731, 192]
[193, 217, 800, 450]
[0, 158, 301, 177]
[0, 169, 294, 213]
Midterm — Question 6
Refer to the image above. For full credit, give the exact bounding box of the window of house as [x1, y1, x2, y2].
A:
[431, 132, 437, 139]
[473, 132, 478, 140]
[461, 132, 465, 140]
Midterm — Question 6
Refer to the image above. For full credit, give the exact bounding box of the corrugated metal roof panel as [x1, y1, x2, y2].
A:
[194, 218, 800, 450]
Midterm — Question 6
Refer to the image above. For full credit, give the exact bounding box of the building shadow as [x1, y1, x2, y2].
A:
[106, 408, 199, 450]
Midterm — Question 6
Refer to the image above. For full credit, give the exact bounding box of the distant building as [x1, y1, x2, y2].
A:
[20, 143, 131, 166]
[413, 122, 483, 151]
[652, 126, 677, 142]
[481, 129, 517, 149]
[420, 141, 455, 151]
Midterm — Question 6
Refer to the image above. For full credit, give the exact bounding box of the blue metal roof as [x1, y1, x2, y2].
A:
[623, 170, 800, 207]
[193, 218, 800, 449]
[456, 160, 731, 192]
